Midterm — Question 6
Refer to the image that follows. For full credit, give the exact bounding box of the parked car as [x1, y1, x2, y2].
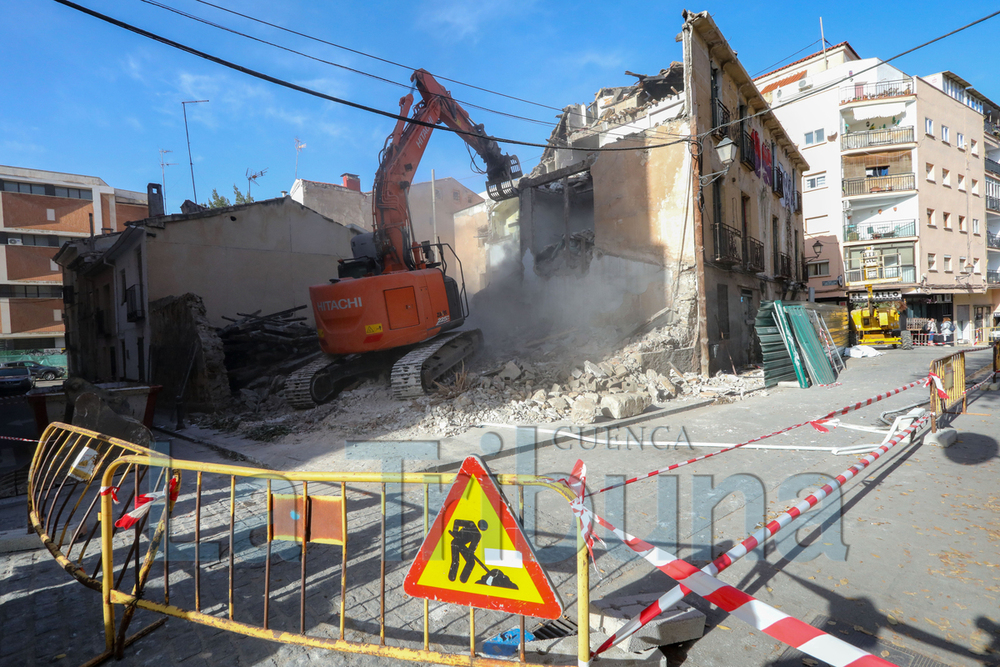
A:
[0, 367, 34, 393]
[1, 360, 66, 381]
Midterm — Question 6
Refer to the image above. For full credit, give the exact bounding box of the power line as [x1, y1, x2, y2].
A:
[52, 0, 685, 153]
[750, 39, 823, 78]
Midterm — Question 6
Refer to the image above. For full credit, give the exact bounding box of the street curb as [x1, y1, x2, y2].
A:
[426, 399, 715, 474]
[0, 528, 40, 553]
[153, 426, 274, 469]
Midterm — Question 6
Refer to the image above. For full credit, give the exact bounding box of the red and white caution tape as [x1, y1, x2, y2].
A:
[581, 412, 930, 657]
[0, 434, 39, 443]
[588, 375, 940, 497]
[100, 485, 120, 503]
[114, 477, 178, 529]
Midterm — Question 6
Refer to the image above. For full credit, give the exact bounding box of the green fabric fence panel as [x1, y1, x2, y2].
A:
[755, 301, 807, 388]
[0, 352, 68, 369]
[782, 303, 838, 386]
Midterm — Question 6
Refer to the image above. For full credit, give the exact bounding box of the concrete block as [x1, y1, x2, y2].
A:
[571, 397, 599, 424]
[590, 595, 705, 652]
[600, 392, 651, 419]
[584, 360, 606, 378]
[988, 382, 1000, 391]
[499, 361, 523, 381]
[777, 380, 803, 388]
[0, 529, 42, 554]
[925, 428, 958, 448]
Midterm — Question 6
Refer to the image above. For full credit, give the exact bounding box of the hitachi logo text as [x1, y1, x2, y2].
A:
[318, 297, 363, 311]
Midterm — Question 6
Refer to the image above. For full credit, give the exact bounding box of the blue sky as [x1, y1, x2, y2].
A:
[2, 1, 1000, 214]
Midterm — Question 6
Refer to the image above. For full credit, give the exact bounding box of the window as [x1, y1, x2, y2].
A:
[941, 125, 950, 143]
[944, 212, 952, 230]
[943, 255, 952, 272]
[0, 285, 63, 298]
[972, 138, 979, 155]
[807, 261, 830, 277]
[927, 208, 935, 227]
[0, 180, 92, 199]
[120, 269, 126, 304]
[957, 132, 965, 149]
[866, 166, 889, 177]
[0, 232, 64, 247]
[972, 179, 980, 195]
[925, 117, 934, 135]
[804, 128, 825, 146]
[974, 218, 981, 234]
[958, 174, 966, 191]
[452, 190, 460, 201]
[925, 162, 935, 181]
[805, 173, 826, 190]
[53, 310, 61, 322]
[960, 256, 968, 272]
[928, 253, 937, 271]
[942, 168, 950, 186]
[974, 257, 981, 273]
[959, 215, 967, 232]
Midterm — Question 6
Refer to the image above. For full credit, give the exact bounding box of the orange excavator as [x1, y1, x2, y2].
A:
[286, 69, 521, 408]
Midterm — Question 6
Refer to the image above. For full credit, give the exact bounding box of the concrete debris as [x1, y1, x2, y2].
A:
[600, 392, 651, 419]
[498, 360, 524, 381]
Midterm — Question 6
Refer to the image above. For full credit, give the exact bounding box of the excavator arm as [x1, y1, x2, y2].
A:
[372, 69, 521, 273]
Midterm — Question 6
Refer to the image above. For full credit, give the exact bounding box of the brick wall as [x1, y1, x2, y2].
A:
[0, 192, 92, 233]
[4, 246, 60, 281]
[8, 298, 63, 334]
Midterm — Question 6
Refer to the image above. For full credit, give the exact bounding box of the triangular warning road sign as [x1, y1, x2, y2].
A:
[404, 455, 563, 619]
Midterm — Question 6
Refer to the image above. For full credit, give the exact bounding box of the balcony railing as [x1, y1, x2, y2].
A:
[744, 236, 765, 272]
[794, 191, 802, 213]
[988, 232, 1000, 250]
[840, 78, 913, 104]
[125, 284, 145, 322]
[840, 126, 914, 151]
[988, 270, 1000, 285]
[773, 167, 784, 197]
[843, 219, 917, 242]
[712, 222, 742, 264]
[741, 130, 755, 169]
[776, 252, 793, 279]
[842, 173, 915, 196]
[986, 158, 1000, 177]
[987, 195, 1000, 212]
[713, 99, 731, 139]
[846, 264, 917, 285]
[986, 119, 1000, 139]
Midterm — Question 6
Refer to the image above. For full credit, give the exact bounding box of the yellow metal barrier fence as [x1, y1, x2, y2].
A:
[30, 423, 591, 666]
[930, 342, 1000, 432]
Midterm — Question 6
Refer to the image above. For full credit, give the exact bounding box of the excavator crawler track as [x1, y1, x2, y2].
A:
[390, 329, 483, 400]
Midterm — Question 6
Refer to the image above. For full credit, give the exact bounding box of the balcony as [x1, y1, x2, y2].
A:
[986, 158, 1000, 177]
[842, 173, 915, 196]
[744, 236, 765, 272]
[988, 270, 1000, 285]
[988, 232, 1000, 250]
[840, 78, 913, 104]
[987, 195, 1000, 212]
[713, 99, 731, 139]
[740, 130, 755, 169]
[843, 219, 917, 242]
[776, 252, 793, 279]
[125, 285, 145, 322]
[986, 119, 1000, 139]
[845, 264, 917, 285]
[773, 167, 784, 197]
[840, 126, 914, 151]
[712, 222, 742, 265]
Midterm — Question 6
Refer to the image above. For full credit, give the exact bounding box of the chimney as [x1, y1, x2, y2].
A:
[341, 173, 361, 192]
[146, 182, 164, 217]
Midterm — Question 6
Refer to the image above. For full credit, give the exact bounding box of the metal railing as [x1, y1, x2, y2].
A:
[986, 119, 1000, 139]
[741, 130, 755, 169]
[840, 78, 914, 104]
[840, 126, 914, 150]
[27, 423, 590, 667]
[744, 236, 765, 272]
[846, 264, 916, 284]
[986, 158, 1000, 176]
[125, 285, 144, 322]
[713, 221, 742, 264]
[930, 343, 1000, 432]
[987, 196, 1000, 212]
[713, 99, 731, 139]
[987, 232, 1000, 250]
[776, 252, 792, 279]
[988, 270, 1000, 284]
[773, 167, 784, 197]
[843, 219, 917, 242]
[842, 173, 915, 196]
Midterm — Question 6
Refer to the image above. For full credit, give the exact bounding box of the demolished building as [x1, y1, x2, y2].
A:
[466, 10, 810, 374]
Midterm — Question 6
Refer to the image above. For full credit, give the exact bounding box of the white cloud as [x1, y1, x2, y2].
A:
[418, 0, 537, 40]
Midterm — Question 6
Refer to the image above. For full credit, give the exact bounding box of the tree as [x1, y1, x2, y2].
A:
[232, 184, 254, 205]
[203, 188, 231, 209]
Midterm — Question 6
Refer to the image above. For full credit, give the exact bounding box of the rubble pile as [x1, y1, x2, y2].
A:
[218, 306, 319, 391]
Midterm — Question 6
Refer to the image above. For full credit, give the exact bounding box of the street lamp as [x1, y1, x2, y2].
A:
[698, 136, 737, 187]
[812, 239, 823, 258]
[182, 99, 209, 203]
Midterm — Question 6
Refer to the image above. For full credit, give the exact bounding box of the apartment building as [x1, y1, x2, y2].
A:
[755, 47, 993, 341]
[983, 98, 1000, 328]
[0, 166, 148, 351]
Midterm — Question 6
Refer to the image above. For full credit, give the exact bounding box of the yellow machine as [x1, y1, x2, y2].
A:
[848, 247, 913, 349]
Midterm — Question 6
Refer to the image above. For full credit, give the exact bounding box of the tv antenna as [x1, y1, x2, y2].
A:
[246, 167, 268, 199]
[158, 149, 177, 199]
[294, 137, 306, 180]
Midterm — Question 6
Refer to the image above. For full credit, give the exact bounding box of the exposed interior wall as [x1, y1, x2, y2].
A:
[149, 293, 229, 411]
[145, 199, 355, 327]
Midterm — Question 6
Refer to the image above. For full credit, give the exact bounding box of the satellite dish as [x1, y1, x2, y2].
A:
[837, 274, 845, 287]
